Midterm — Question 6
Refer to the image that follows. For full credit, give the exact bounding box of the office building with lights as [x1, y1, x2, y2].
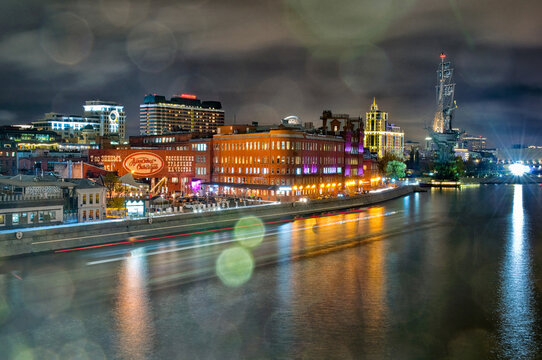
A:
[139, 94, 224, 136]
[364, 99, 404, 158]
[83, 100, 126, 139]
[32, 113, 100, 140]
[32, 100, 126, 142]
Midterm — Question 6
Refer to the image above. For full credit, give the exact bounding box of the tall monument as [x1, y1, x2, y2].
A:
[429, 53, 460, 179]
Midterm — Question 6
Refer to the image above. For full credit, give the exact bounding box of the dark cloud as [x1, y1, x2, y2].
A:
[0, 0, 541, 147]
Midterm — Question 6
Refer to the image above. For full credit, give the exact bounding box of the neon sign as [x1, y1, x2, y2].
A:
[122, 152, 164, 176]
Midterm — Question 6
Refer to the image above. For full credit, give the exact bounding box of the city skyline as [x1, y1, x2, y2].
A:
[1, 0, 541, 147]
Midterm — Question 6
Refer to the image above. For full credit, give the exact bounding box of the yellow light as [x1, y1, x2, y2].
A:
[293, 186, 297, 190]
[320, 184, 324, 188]
[326, 184, 331, 187]
[332, 183, 336, 187]
[299, 185, 303, 190]
[311, 184, 316, 189]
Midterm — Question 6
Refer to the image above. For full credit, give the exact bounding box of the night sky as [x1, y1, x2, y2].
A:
[0, 0, 541, 147]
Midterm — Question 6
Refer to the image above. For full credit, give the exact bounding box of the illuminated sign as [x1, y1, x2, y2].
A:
[123, 152, 164, 176]
[181, 94, 197, 99]
[126, 200, 145, 217]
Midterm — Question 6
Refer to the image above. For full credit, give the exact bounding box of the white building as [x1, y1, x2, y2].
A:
[83, 100, 126, 139]
[32, 113, 100, 140]
[70, 179, 107, 222]
[0, 175, 67, 228]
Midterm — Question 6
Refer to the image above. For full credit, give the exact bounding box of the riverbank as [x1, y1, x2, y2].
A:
[0, 185, 418, 257]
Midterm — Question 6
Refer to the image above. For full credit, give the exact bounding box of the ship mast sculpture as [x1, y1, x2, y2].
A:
[429, 52, 461, 180]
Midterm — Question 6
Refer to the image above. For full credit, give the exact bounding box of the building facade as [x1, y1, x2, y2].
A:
[210, 126, 364, 200]
[364, 99, 404, 158]
[139, 94, 224, 136]
[32, 113, 100, 141]
[70, 179, 107, 222]
[32, 100, 126, 142]
[0, 126, 62, 150]
[89, 140, 212, 197]
[83, 100, 126, 140]
[0, 176, 67, 229]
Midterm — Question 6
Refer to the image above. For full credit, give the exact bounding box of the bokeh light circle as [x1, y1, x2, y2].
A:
[22, 266, 75, 317]
[40, 12, 94, 65]
[216, 247, 254, 287]
[234, 216, 265, 248]
[126, 21, 177, 73]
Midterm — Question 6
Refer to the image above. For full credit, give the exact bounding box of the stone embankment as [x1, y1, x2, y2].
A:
[0, 186, 418, 257]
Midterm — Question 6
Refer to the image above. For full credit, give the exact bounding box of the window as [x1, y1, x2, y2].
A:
[21, 212, 28, 224]
[39, 211, 44, 222]
[12, 213, 19, 225]
[0, 214, 4, 226]
[89, 193, 93, 204]
[82, 194, 87, 205]
[89, 210, 94, 220]
[82, 211, 86, 221]
[30, 212, 36, 223]
[49, 211, 56, 220]
[96, 193, 100, 204]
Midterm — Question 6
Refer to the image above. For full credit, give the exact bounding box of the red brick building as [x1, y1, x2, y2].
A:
[89, 139, 211, 196]
[209, 125, 367, 200]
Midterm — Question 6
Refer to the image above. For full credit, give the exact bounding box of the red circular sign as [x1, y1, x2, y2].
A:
[122, 152, 164, 176]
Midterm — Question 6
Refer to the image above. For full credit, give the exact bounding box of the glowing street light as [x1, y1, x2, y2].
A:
[509, 163, 530, 176]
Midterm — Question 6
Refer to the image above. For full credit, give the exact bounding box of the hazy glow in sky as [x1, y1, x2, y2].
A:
[0, 0, 541, 146]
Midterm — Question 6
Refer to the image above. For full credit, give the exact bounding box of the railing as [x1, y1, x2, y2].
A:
[0, 194, 64, 202]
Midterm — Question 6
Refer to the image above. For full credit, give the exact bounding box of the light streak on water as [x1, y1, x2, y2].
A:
[498, 184, 537, 358]
[86, 210, 400, 266]
[115, 248, 154, 360]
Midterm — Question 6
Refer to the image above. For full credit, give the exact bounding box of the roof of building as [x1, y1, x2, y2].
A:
[0, 175, 75, 188]
[66, 178, 105, 189]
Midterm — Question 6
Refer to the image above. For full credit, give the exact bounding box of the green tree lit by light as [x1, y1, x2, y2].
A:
[385, 160, 406, 179]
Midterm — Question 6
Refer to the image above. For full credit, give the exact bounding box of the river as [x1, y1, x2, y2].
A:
[1, 184, 541, 359]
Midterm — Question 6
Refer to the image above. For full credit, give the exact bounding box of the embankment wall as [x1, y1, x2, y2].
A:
[0, 186, 415, 257]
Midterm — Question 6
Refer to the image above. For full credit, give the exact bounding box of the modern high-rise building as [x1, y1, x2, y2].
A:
[364, 99, 404, 158]
[83, 100, 126, 139]
[139, 94, 224, 136]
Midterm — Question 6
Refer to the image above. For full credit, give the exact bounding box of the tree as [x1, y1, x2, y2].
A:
[454, 156, 465, 178]
[377, 152, 404, 175]
[386, 160, 407, 179]
[103, 172, 120, 198]
[107, 197, 125, 209]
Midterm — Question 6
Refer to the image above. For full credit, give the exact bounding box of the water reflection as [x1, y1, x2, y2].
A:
[498, 185, 537, 358]
[115, 248, 154, 359]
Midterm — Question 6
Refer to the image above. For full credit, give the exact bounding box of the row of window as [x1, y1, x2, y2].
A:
[216, 155, 343, 166]
[82, 210, 100, 221]
[214, 140, 343, 152]
[82, 193, 100, 205]
[214, 166, 342, 175]
[0, 210, 57, 226]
